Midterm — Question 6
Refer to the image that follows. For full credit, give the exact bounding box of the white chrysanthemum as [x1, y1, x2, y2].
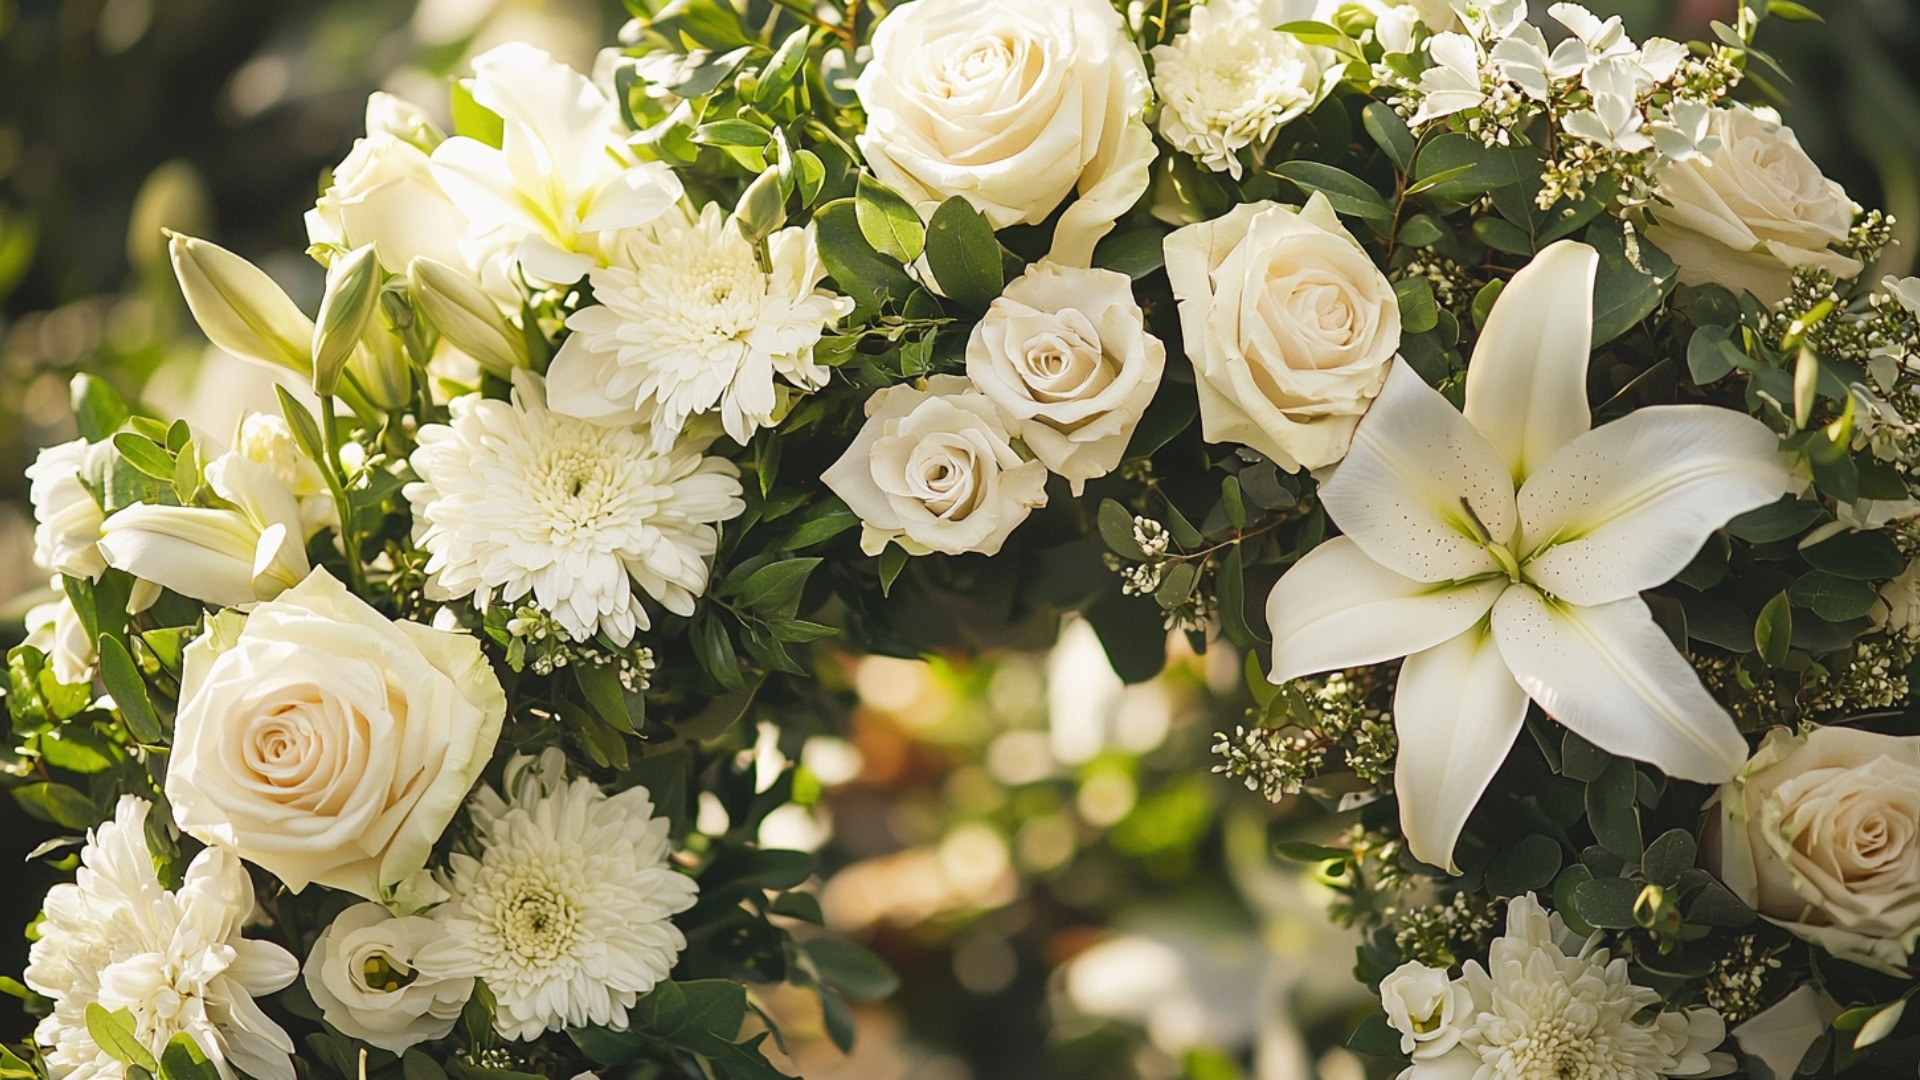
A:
[546, 202, 855, 448]
[426, 749, 698, 1041]
[1150, 4, 1332, 179]
[405, 370, 746, 645]
[26, 797, 299, 1080]
[1389, 895, 1729, 1080]
[27, 437, 108, 581]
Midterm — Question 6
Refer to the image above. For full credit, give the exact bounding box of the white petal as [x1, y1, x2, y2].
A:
[1519, 405, 1793, 604]
[1268, 537, 1505, 683]
[1462, 240, 1599, 483]
[1492, 588, 1748, 783]
[1318, 358, 1514, 583]
[1393, 621, 1530, 872]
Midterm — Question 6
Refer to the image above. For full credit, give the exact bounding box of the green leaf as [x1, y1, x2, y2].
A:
[111, 432, 175, 482]
[1345, 1013, 1401, 1057]
[1411, 134, 1531, 198]
[98, 636, 162, 743]
[694, 119, 774, 148]
[735, 558, 822, 616]
[1789, 570, 1880, 622]
[1098, 499, 1148, 559]
[925, 197, 1004, 311]
[1362, 101, 1415, 171]
[803, 938, 899, 1001]
[1473, 215, 1534, 256]
[1802, 530, 1906, 580]
[273, 385, 327, 467]
[402, 1050, 450, 1080]
[14, 782, 97, 830]
[1586, 759, 1642, 859]
[1393, 276, 1438, 334]
[1485, 834, 1564, 897]
[159, 1034, 219, 1080]
[1269, 161, 1393, 224]
[855, 175, 925, 264]
[449, 80, 504, 148]
[1726, 496, 1826, 543]
[1470, 278, 1505, 332]
[692, 609, 747, 691]
[86, 1004, 157, 1072]
[1559, 730, 1612, 782]
[1766, 0, 1823, 20]
[1585, 217, 1677, 346]
[1154, 561, 1198, 611]
[676, 678, 762, 742]
[706, 847, 816, 890]
[1686, 324, 1752, 384]
[1755, 590, 1794, 667]
[783, 500, 858, 550]
[575, 664, 637, 734]
[878, 542, 909, 597]
[0, 1045, 38, 1080]
[1215, 544, 1254, 649]
[1640, 829, 1697, 886]
[71, 375, 130, 442]
[815, 199, 916, 313]
[1571, 876, 1642, 929]
[1091, 227, 1167, 279]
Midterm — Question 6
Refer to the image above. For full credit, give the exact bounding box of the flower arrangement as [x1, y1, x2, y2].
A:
[6, 0, 1920, 1077]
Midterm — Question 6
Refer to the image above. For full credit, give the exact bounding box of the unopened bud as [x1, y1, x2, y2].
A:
[312, 244, 381, 397]
[348, 325, 412, 412]
[364, 91, 444, 152]
[406, 257, 528, 377]
[168, 232, 314, 374]
[734, 168, 788, 246]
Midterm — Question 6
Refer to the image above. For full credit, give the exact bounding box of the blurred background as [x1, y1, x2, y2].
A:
[1, 0, 1916, 1077]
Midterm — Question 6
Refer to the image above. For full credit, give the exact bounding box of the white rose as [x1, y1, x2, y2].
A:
[854, 0, 1156, 267]
[965, 262, 1165, 494]
[1378, 961, 1469, 1059]
[167, 569, 507, 898]
[1151, 3, 1334, 180]
[822, 375, 1049, 557]
[1164, 191, 1401, 471]
[1644, 104, 1861, 305]
[1712, 725, 1920, 973]
[307, 94, 467, 275]
[26, 437, 109, 581]
[303, 902, 472, 1054]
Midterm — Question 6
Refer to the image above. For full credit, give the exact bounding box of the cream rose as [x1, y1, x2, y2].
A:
[1164, 191, 1400, 471]
[168, 569, 506, 899]
[1379, 961, 1469, 1059]
[1712, 725, 1920, 973]
[27, 437, 109, 581]
[303, 902, 472, 1054]
[854, 0, 1156, 267]
[1644, 104, 1861, 306]
[965, 262, 1165, 494]
[822, 375, 1049, 557]
[307, 94, 468, 275]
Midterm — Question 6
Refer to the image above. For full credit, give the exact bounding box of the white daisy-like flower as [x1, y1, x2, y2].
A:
[546, 201, 856, 448]
[405, 369, 746, 645]
[1385, 894, 1730, 1080]
[1149, 3, 1333, 179]
[26, 796, 299, 1080]
[27, 437, 109, 581]
[425, 749, 699, 1041]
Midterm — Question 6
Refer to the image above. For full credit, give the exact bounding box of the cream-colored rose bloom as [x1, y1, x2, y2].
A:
[306, 95, 468, 275]
[1379, 961, 1469, 1059]
[27, 438, 109, 581]
[823, 376, 1049, 557]
[1644, 104, 1861, 306]
[854, 0, 1156, 267]
[303, 902, 472, 1055]
[168, 570, 506, 899]
[1712, 725, 1920, 973]
[1164, 192, 1401, 471]
[965, 262, 1165, 494]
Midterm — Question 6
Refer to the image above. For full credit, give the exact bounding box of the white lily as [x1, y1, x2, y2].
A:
[1265, 240, 1793, 871]
[430, 42, 683, 286]
[96, 454, 311, 609]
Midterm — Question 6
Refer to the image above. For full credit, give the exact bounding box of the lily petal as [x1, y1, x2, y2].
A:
[1519, 404, 1793, 604]
[1318, 358, 1515, 583]
[1462, 240, 1599, 484]
[1492, 587, 1748, 783]
[1268, 536, 1506, 683]
[1394, 620, 1532, 872]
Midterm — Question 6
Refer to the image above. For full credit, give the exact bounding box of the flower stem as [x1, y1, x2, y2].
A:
[318, 394, 369, 595]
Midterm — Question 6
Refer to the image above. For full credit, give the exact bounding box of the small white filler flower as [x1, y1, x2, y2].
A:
[405, 370, 746, 644]
[26, 797, 299, 1080]
[426, 749, 699, 1041]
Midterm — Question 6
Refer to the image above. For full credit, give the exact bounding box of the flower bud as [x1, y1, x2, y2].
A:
[406, 257, 528, 377]
[168, 232, 314, 374]
[733, 169, 788, 246]
[313, 244, 381, 397]
[364, 91, 444, 153]
[349, 325, 414, 412]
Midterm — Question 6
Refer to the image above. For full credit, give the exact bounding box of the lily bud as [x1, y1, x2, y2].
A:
[406, 257, 528, 377]
[168, 232, 315, 374]
[348, 325, 413, 412]
[734, 169, 788, 246]
[313, 244, 381, 397]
